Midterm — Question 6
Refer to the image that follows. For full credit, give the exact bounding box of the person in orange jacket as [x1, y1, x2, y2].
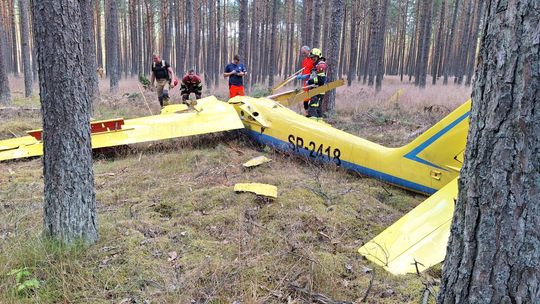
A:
[296, 46, 315, 113]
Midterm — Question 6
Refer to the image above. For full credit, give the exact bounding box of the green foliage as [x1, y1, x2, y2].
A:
[7, 267, 40, 295]
[249, 85, 271, 98]
[139, 74, 151, 87]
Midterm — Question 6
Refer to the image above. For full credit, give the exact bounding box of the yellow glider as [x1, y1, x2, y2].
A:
[0, 93, 471, 275]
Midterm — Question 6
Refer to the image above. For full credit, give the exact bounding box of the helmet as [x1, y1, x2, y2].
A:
[316, 61, 327, 73]
[310, 48, 322, 58]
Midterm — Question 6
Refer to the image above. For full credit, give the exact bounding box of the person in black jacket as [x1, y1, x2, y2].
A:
[150, 54, 177, 107]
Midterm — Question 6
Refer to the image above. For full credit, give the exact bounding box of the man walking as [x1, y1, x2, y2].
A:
[151, 54, 176, 107]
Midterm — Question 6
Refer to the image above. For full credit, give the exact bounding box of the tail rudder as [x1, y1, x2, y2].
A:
[400, 100, 471, 174]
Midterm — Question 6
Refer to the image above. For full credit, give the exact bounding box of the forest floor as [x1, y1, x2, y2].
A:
[0, 75, 470, 303]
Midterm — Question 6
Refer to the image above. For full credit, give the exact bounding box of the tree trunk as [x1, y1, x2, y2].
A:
[129, 0, 138, 76]
[96, 0, 104, 70]
[442, 0, 460, 84]
[107, 0, 119, 93]
[455, 1, 473, 85]
[31, 0, 98, 245]
[439, 0, 540, 302]
[432, 0, 446, 85]
[416, 0, 433, 88]
[398, 0, 409, 81]
[11, 0, 19, 75]
[81, 0, 100, 107]
[175, 0, 183, 76]
[303, 0, 313, 47]
[268, 0, 278, 87]
[214, 0, 221, 87]
[207, 0, 216, 88]
[464, 0, 483, 86]
[19, 0, 33, 97]
[312, 0, 321, 47]
[325, 0, 344, 114]
[347, 2, 358, 86]
[163, 0, 173, 62]
[366, 0, 378, 87]
[237, 0, 248, 63]
[186, 0, 195, 68]
[0, 10, 11, 104]
[375, 0, 389, 92]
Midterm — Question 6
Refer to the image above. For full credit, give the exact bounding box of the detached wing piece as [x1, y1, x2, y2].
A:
[358, 177, 457, 275]
[0, 96, 244, 162]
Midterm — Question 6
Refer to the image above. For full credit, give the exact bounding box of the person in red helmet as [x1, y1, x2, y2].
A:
[180, 69, 203, 103]
[305, 48, 327, 118]
[296, 46, 315, 113]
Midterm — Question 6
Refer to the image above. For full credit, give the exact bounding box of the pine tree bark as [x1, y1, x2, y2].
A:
[303, 0, 313, 47]
[186, 0, 195, 67]
[81, 0, 100, 107]
[366, 0, 379, 87]
[163, 0, 173, 62]
[442, 0, 460, 84]
[268, 0, 278, 87]
[207, 0, 216, 88]
[312, 0, 321, 47]
[325, 0, 344, 114]
[11, 0, 19, 75]
[107, 0, 119, 93]
[439, 0, 540, 302]
[0, 10, 11, 104]
[375, 0, 389, 92]
[432, 0, 446, 85]
[237, 0, 248, 64]
[19, 0, 33, 97]
[464, 0, 483, 86]
[31, 0, 98, 245]
[398, 0, 409, 81]
[416, 0, 433, 88]
[347, 2, 358, 86]
[95, 0, 104, 70]
[129, 0, 138, 76]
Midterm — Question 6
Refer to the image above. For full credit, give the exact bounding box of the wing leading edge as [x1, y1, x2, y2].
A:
[0, 96, 244, 162]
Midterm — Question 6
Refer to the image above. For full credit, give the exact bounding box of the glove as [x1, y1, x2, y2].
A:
[296, 74, 308, 81]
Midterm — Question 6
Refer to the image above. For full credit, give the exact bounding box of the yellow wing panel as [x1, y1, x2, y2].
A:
[0, 96, 244, 162]
[358, 178, 457, 275]
[234, 183, 278, 198]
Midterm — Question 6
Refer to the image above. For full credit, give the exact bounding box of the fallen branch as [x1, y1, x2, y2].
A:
[288, 282, 353, 304]
[360, 271, 375, 302]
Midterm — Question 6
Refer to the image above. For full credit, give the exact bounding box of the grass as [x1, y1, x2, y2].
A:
[0, 77, 470, 303]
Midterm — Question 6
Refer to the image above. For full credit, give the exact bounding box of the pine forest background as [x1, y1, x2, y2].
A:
[0, 0, 484, 92]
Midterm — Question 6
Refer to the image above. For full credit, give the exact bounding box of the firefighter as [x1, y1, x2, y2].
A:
[180, 69, 203, 103]
[223, 54, 248, 98]
[295, 46, 315, 113]
[305, 48, 327, 118]
[150, 54, 177, 107]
